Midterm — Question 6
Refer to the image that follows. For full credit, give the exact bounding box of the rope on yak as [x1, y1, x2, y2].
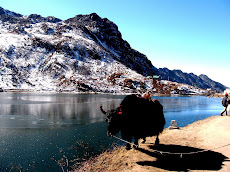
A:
[112, 135, 139, 148]
[112, 135, 230, 159]
[153, 143, 230, 158]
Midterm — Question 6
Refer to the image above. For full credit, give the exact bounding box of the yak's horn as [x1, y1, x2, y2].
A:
[99, 105, 106, 114]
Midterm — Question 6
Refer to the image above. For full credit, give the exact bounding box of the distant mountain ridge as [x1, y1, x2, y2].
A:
[156, 68, 226, 92]
[0, 7, 226, 92]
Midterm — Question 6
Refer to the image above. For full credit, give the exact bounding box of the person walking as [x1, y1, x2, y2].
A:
[221, 93, 228, 116]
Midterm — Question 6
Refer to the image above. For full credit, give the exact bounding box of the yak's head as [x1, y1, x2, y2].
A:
[99, 105, 123, 136]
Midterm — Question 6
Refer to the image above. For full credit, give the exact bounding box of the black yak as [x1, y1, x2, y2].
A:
[100, 94, 165, 149]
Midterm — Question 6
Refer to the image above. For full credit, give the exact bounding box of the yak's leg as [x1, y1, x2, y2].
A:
[141, 137, 146, 143]
[155, 135, 160, 145]
[125, 136, 132, 150]
[126, 143, 131, 150]
[121, 130, 131, 150]
[133, 136, 139, 149]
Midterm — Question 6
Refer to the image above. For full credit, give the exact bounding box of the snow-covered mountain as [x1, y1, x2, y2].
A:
[0, 7, 156, 93]
[0, 7, 226, 93]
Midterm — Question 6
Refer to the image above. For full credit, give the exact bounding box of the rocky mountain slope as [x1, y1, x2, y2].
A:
[0, 7, 226, 93]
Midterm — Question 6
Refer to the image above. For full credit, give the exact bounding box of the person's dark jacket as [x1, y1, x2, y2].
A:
[222, 96, 228, 107]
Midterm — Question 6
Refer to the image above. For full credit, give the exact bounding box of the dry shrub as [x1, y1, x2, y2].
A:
[74, 143, 121, 172]
[107, 73, 123, 85]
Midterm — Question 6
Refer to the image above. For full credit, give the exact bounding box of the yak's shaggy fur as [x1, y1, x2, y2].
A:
[100, 94, 165, 149]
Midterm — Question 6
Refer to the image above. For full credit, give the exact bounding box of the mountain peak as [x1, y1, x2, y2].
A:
[89, 13, 101, 21]
[0, 6, 22, 17]
[0, 6, 61, 24]
[26, 14, 62, 23]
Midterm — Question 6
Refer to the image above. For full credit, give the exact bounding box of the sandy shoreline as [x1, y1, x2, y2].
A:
[75, 115, 230, 172]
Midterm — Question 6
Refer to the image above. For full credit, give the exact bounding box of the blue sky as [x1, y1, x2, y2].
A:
[1, 0, 230, 88]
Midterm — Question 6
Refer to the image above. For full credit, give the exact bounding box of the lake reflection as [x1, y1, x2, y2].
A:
[0, 93, 222, 171]
[0, 92, 124, 128]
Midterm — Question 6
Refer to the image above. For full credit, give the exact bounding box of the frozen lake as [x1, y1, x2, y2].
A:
[0, 92, 222, 171]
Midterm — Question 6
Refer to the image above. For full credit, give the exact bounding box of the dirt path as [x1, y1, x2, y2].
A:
[76, 116, 230, 172]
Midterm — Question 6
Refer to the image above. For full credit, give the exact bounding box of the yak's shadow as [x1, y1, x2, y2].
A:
[136, 144, 229, 171]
